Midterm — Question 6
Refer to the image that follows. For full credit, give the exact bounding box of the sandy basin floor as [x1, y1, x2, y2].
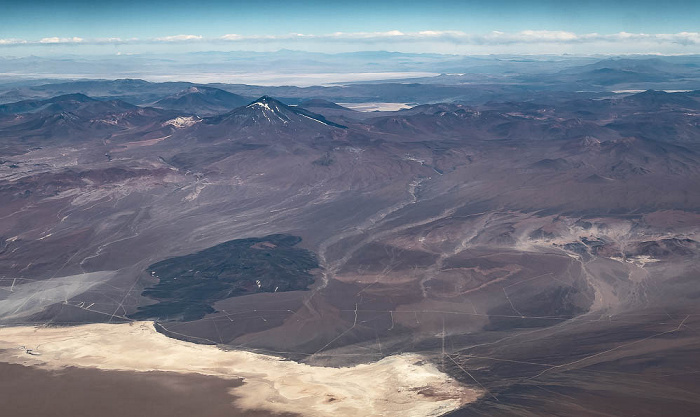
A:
[0, 322, 480, 417]
[0, 362, 294, 417]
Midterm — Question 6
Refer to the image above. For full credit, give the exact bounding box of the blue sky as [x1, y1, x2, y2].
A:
[1, 0, 699, 55]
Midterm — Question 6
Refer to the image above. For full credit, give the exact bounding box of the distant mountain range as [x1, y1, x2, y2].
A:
[2, 55, 700, 107]
[2, 88, 698, 151]
[153, 86, 251, 116]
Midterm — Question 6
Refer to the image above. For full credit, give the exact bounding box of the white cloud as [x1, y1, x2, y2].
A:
[39, 37, 83, 44]
[329, 30, 406, 39]
[0, 38, 27, 45]
[481, 30, 582, 43]
[211, 30, 700, 46]
[653, 32, 700, 46]
[154, 34, 203, 42]
[220, 34, 243, 41]
[95, 37, 124, 43]
[2, 31, 700, 53]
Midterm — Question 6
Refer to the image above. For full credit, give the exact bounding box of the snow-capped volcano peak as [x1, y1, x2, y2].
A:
[233, 96, 347, 128]
[246, 96, 287, 110]
[202, 95, 347, 130]
[243, 96, 293, 123]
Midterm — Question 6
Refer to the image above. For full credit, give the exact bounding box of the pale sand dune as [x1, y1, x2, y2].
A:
[0, 322, 480, 417]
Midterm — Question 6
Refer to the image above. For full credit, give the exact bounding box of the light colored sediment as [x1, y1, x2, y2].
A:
[0, 271, 116, 320]
[0, 322, 480, 417]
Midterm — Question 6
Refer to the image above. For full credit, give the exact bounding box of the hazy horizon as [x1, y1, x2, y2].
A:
[2, 50, 699, 87]
[2, 0, 700, 56]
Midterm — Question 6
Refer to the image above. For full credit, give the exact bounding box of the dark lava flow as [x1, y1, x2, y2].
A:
[130, 234, 318, 321]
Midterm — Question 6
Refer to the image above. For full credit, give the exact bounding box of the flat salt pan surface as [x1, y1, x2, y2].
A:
[0, 322, 480, 417]
[338, 102, 413, 112]
[0, 271, 116, 320]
